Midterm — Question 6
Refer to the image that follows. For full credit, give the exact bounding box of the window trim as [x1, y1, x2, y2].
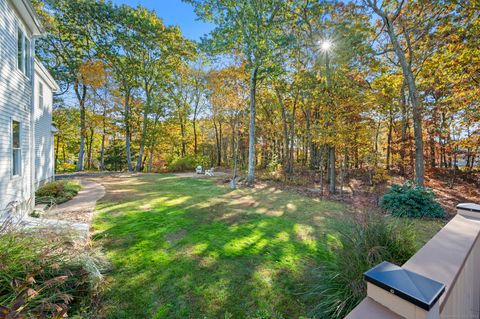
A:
[11, 119, 22, 178]
[16, 25, 31, 79]
[17, 27, 24, 72]
[38, 81, 44, 109]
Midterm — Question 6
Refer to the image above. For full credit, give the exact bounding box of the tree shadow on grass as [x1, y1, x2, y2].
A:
[92, 174, 345, 319]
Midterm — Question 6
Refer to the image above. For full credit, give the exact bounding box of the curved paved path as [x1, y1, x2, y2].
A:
[46, 179, 105, 228]
[23, 179, 105, 237]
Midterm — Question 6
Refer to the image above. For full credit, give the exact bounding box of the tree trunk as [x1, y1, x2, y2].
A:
[219, 121, 223, 166]
[99, 89, 107, 171]
[303, 107, 312, 168]
[230, 121, 235, 163]
[399, 82, 408, 175]
[384, 15, 424, 186]
[213, 119, 221, 166]
[180, 116, 187, 157]
[374, 121, 381, 167]
[340, 149, 347, 197]
[325, 52, 335, 193]
[246, 67, 258, 185]
[193, 115, 198, 155]
[319, 148, 325, 197]
[231, 117, 240, 189]
[100, 117, 106, 171]
[429, 130, 436, 168]
[386, 107, 393, 170]
[87, 127, 94, 170]
[136, 112, 148, 172]
[147, 113, 161, 173]
[148, 142, 155, 173]
[275, 87, 291, 175]
[124, 88, 133, 172]
[55, 136, 60, 171]
[290, 97, 297, 171]
[329, 147, 336, 193]
[74, 81, 87, 171]
[136, 86, 151, 172]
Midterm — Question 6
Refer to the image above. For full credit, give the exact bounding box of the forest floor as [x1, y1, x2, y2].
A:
[90, 173, 444, 318]
[250, 167, 480, 217]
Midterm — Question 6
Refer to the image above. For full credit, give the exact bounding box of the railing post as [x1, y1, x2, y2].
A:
[364, 261, 445, 319]
[457, 203, 480, 219]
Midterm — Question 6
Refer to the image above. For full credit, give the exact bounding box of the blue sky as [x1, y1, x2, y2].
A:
[112, 0, 214, 41]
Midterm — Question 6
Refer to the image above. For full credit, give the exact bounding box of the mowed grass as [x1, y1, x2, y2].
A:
[92, 174, 443, 318]
[92, 174, 346, 318]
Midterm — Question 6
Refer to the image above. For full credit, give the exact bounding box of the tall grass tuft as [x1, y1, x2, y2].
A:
[309, 213, 417, 318]
[0, 219, 108, 318]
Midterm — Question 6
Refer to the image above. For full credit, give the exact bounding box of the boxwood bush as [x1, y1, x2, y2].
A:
[380, 181, 445, 218]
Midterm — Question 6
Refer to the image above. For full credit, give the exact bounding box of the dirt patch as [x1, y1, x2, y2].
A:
[165, 229, 187, 244]
[42, 209, 93, 224]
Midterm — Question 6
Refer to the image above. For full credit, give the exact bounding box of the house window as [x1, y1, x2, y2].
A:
[17, 27, 31, 78]
[17, 28, 24, 72]
[39, 81, 44, 109]
[25, 38, 31, 78]
[12, 121, 21, 176]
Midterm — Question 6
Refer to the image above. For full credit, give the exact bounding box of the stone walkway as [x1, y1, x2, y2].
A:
[21, 179, 105, 238]
[47, 179, 105, 224]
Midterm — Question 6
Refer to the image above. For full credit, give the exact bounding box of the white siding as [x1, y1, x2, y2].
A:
[0, 0, 34, 212]
[34, 70, 55, 187]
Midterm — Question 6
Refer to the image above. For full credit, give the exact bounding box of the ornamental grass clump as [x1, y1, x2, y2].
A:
[310, 213, 417, 318]
[380, 181, 445, 218]
[0, 219, 107, 318]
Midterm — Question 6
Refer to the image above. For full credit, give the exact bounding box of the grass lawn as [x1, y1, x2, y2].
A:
[92, 174, 442, 319]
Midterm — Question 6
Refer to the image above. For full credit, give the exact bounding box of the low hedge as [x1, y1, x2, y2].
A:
[35, 179, 81, 206]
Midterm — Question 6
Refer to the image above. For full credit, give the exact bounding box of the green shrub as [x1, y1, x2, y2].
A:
[167, 155, 209, 172]
[310, 213, 417, 318]
[36, 180, 81, 206]
[380, 181, 445, 218]
[56, 162, 76, 173]
[0, 224, 107, 318]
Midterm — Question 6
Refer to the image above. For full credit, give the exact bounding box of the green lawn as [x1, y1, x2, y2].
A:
[92, 174, 442, 319]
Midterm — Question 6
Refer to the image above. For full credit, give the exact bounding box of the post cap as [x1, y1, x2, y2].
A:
[457, 203, 480, 213]
[364, 261, 445, 311]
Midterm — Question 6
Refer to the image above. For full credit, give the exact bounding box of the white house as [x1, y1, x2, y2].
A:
[34, 59, 58, 188]
[0, 0, 58, 214]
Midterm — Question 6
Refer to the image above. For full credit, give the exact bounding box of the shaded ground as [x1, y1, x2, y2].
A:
[425, 169, 480, 214]
[254, 168, 480, 217]
[91, 173, 442, 319]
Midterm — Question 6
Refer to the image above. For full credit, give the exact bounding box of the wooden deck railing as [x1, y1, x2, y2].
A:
[345, 203, 480, 319]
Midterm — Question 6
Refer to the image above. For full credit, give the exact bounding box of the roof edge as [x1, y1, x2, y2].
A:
[9, 0, 44, 36]
[35, 59, 60, 92]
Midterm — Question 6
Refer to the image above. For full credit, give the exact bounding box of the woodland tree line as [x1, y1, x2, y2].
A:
[35, 0, 479, 192]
